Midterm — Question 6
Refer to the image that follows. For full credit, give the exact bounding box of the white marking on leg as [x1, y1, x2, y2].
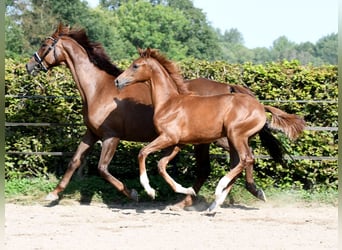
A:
[174, 183, 196, 196]
[208, 187, 230, 212]
[140, 172, 156, 199]
[215, 176, 231, 196]
[45, 193, 59, 201]
[216, 188, 229, 206]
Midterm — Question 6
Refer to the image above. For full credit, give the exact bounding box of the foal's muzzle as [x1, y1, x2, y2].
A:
[115, 78, 126, 89]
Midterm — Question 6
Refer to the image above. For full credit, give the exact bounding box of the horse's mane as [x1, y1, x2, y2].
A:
[53, 24, 122, 77]
[140, 48, 190, 94]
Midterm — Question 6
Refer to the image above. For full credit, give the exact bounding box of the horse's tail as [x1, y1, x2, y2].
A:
[258, 124, 286, 166]
[264, 105, 306, 140]
[230, 84, 255, 97]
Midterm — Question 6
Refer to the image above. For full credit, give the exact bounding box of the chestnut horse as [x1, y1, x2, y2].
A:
[26, 24, 284, 207]
[115, 48, 305, 211]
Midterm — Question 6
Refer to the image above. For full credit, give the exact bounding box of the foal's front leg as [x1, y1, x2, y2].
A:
[138, 134, 176, 199]
[157, 146, 196, 196]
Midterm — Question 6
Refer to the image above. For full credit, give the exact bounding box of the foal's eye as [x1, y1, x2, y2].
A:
[132, 64, 139, 70]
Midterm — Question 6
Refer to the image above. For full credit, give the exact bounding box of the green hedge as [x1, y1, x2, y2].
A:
[5, 58, 338, 190]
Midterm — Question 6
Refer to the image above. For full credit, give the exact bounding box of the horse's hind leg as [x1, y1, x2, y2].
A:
[97, 137, 138, 201]
[157, 146, 196, 196]
[245, 149, 267, 201]
[46, 129, 98, 201]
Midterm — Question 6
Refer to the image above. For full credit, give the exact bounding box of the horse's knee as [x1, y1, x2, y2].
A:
[68, 158, 81, 170]
[97, 165, 110, 178]
[241, 154, 254, 168]
[138, 150, 148, 162]
[157, 159, 167, 174]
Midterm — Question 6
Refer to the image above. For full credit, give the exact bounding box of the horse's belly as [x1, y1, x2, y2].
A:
[179, 122, 224, 144]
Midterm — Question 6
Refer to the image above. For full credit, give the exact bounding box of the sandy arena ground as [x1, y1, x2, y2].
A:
[4, 199, 337, 250]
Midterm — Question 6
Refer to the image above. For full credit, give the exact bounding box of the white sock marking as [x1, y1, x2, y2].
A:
[215, 176, 231, 196]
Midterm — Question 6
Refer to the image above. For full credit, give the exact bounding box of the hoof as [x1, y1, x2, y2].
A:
[166, 204, 183, 211]
[130, 189, 139, 202]
[207, 201, 218, 213]
[257, 189, 267, 202]
[146, 188, 156, 200]
[186, 187, 196, 196]
[45, 193, 59, 201]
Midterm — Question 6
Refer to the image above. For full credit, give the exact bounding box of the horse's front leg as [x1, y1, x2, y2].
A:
[46, 129, 98, 201]
[138, 134, 175, 199]
[157, 146, 196, 196]
[97, 137, 138, 201]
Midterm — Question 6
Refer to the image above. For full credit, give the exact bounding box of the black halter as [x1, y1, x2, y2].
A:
[33, 36, 59, 72]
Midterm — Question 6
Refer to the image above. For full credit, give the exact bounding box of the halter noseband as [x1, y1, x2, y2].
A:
[33, 36, 59, 72]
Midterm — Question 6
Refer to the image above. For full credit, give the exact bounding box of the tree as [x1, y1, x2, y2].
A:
[113, 1, 191, 60]
[271, 36, 297, 61]
[315, 33, 337, 65]
[5, 0, 91, 56]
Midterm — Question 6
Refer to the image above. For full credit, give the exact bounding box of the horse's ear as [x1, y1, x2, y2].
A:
[138, 47, 144, 57]
[57, 22, 64, 32]
[145, 48, 151, 57]
[56, 22, 70, 35]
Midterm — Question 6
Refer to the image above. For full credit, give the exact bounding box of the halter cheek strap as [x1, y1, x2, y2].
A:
[33, 36, 59, 72]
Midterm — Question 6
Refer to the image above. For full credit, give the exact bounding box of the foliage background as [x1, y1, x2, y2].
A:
[5, 57, 338, 191]
[5, 0, 338, 64]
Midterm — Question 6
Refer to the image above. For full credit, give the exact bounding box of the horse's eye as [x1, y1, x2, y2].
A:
[132, 64, 139, 70]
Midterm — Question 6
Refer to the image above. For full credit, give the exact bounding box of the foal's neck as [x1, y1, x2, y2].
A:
[149, 64, 180, 112]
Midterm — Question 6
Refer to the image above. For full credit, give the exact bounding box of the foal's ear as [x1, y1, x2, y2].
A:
[138, 47, 144, 57]
[145, 48, 152, 57]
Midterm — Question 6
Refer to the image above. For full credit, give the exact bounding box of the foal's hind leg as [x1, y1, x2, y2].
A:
[46, 129, 98, 201]
[157, 146, 196, 196]
[209, 138, 254, 211]
[215, 139, 265, 201]
[229, 142, 266, 201]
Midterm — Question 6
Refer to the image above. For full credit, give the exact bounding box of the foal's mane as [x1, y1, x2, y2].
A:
[53, 24, 122, 77]
[140, 48, 189, 94]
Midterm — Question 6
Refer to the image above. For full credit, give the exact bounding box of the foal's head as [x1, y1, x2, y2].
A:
[115, 48, 188, 94]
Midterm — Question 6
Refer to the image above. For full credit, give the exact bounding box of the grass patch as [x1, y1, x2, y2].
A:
[5, 175, 338, 206]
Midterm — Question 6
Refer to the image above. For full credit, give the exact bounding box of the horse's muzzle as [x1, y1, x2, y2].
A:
[26, 62, 38, 76]
[115, 78, 127, 89]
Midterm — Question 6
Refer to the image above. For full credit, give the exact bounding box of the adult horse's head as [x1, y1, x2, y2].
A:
[26, 23, 69, 75]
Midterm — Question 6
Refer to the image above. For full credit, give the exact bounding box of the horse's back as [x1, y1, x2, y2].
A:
[185, 78, 254, 96]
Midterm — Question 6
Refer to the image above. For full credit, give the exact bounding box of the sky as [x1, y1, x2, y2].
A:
[85, 0, 338, 48]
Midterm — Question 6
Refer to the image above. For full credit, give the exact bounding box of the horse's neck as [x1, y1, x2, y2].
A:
[150, 67, 180, 112]
[61, 39, 116, 103]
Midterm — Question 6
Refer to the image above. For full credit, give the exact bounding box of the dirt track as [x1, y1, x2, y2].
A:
[5, 200, 337, 250]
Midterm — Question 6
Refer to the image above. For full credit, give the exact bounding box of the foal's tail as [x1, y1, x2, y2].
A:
[264, 105, 306, 140]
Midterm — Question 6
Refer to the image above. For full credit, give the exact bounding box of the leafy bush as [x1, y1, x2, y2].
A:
[5, 57, 337, 191]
